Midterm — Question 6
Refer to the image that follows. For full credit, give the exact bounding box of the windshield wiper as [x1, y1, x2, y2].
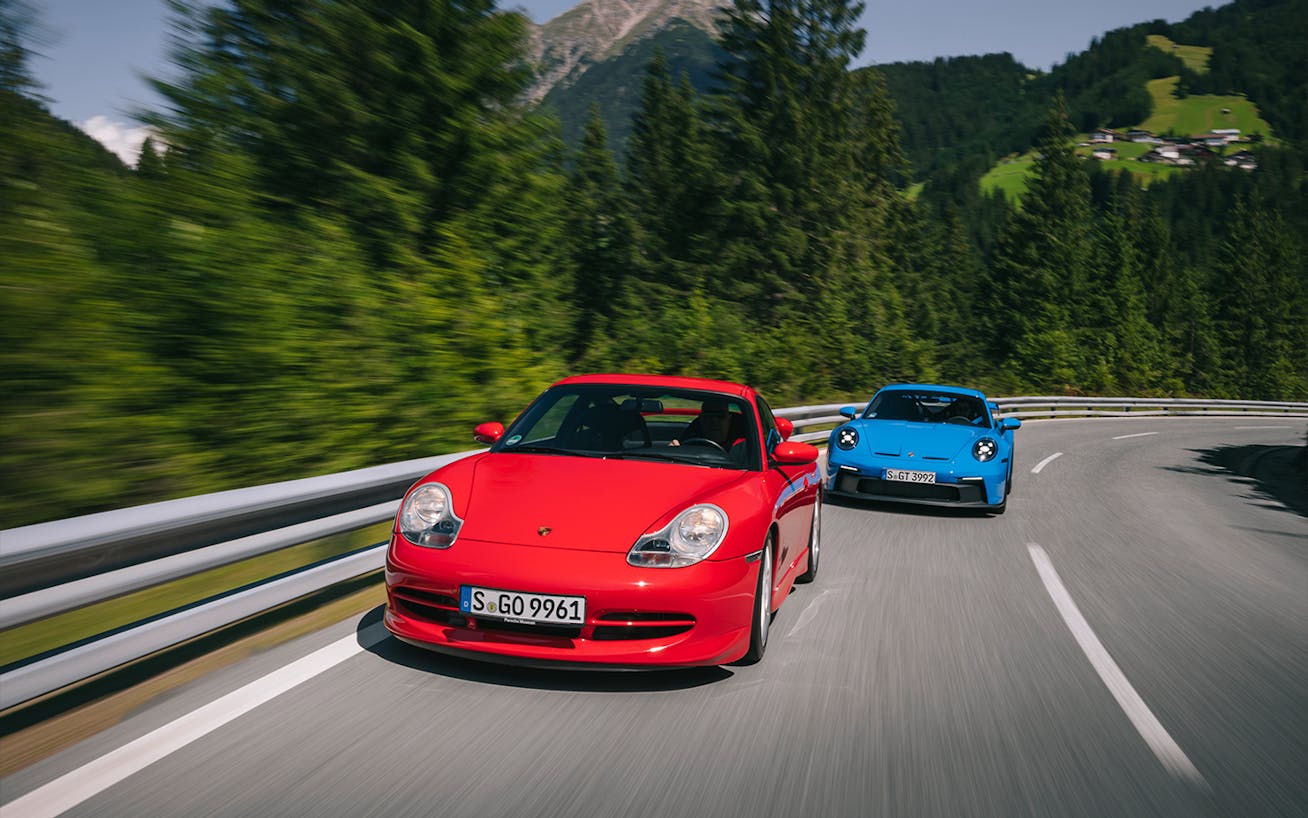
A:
[503, 444, 596, 457]
[611, 450, 737, 468]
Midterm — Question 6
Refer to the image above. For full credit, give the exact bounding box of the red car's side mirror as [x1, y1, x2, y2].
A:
[772, 441, 818, 465]
[474, 422, 504, 445]
[775, 417, 794, 441]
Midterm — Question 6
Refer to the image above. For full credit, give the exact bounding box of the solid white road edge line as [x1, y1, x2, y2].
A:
[1112, 432, 1159, 440]
[1233, 425, 1291, 430]
[1, 622, 390, 818]
[1031, 452, 1063, 474]
[1026, 544, 1207, 788]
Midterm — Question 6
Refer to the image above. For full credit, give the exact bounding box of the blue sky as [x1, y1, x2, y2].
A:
[32, 0, 1218, 163]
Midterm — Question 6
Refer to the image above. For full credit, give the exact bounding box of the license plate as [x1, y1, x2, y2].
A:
[884, 468, 936, 484]
[460, 585, 586, 626]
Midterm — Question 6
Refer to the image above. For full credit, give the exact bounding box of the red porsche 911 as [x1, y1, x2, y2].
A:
[384, 373, 823, 668]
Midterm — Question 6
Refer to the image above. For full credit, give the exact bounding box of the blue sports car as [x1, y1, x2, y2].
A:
[826, 384, 1020, 514]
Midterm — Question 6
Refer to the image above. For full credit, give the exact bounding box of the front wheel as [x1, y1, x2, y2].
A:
[739, 536, 774, 665]
[796, 491, 821, 584]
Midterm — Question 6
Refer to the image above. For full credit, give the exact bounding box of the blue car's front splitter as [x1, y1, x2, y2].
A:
[826, 468, 1006, 510]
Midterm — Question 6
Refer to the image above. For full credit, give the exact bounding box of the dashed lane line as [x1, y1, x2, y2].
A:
[1027, 544, 1207, 788]
[1031, 452, 1063, 474]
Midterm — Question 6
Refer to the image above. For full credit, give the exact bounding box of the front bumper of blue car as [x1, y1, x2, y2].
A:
[826, 462, 1006, 509]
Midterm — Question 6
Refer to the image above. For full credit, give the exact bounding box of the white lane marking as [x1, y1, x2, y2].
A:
[1026, 545, 1206, 787]
[1031, 452, 1063, 474]
[786, 589, 835, 638]
[1234, 425, 1290, 430]
[1112, 432, 1159, 440]
[3, 623, 389, 818]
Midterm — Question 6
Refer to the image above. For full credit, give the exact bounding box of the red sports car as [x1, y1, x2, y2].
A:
[384, 374, 823, 668]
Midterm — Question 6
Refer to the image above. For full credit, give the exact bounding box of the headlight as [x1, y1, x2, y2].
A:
[972, 438, 998, 462]
[399, 483, 462, 548]
[628, 504, 729, 568]
[835, 425, 859, 450]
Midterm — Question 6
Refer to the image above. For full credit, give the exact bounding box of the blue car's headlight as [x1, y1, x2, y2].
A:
[972, 438, 998, 462]
[836, 426, 859, 450]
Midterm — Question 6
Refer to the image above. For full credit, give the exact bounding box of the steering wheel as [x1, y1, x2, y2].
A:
[679, 437, 727, 452]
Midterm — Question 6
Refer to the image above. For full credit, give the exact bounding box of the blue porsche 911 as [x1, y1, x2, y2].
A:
[826, 384, 1020, 514]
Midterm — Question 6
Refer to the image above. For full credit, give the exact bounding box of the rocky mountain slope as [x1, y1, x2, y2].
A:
[525, 0, 725, 103]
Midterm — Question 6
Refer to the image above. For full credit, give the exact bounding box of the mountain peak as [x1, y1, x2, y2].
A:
[526, 0, 725, 103]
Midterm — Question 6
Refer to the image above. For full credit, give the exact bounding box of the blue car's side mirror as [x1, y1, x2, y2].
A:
[839, 406, 859, 419]
[999, 417, 1021, 431]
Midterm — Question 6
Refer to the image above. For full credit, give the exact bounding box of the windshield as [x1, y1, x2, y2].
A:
[493, 384, 761, 469]
[864, 390, 991, 427]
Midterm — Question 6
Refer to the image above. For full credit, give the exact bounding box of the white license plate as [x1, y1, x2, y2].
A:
[460, 585, 586, 626]
[884, 468, 937, 484]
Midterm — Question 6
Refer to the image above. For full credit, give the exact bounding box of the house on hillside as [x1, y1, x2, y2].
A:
[1091, 146, 1118, 160]
[1212, 128, 1241, 143]
[1225, 150, 1258, 170]
[1090, 129, 1126, 143]
[1127, 129, 1161, 143]
[1182, 144, 1219, 163]
[1147, 144, 1182, 162]
[1194, 133, 1229, 148]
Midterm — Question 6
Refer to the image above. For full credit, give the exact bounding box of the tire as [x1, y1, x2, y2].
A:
[796, 490, 821, 584]
[740, 536, 774, 665]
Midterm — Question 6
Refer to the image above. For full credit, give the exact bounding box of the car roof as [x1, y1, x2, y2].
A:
[876, 383, 988, 400]
[554, 373, 757, 400]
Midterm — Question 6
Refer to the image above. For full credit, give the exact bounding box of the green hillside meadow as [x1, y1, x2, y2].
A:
[1139, 76, 1271, 137]
[982, 67, 1272, 200]
[1145, 34, 1211, 73]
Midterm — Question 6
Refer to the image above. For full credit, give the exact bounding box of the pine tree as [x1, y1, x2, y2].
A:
[988, 94, 1094, 390]
[1215, 196, 1306, 398]
[152, 0, 547, 264]
[0, 0, 40, 98]
[625, 54, 719, 293]
[703, 0, 918, 395]
[1092, 177, 1165, 393]
[566, 107, 634, 362]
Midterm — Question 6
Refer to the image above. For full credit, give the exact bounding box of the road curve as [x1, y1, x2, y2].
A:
[3, 417, 1305, 818]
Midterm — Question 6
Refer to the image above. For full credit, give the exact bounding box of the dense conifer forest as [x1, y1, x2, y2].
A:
[2, 0, 1305, 526]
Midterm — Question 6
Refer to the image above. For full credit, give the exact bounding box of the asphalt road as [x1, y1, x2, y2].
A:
[3, 417, 1306, 818]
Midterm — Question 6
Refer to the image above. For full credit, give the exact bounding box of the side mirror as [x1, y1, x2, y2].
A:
[775, 417, 794, 441]
[772, 441, 819, 466]
[839, 406, 859, 419]
[999, 417, 1021, 431]
[474, 422, 505, 444]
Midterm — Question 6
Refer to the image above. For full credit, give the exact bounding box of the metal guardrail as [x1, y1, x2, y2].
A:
[1, 396, 1304, 709]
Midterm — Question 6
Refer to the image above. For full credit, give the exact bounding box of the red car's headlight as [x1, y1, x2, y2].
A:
[399, 483, 463, 548]
[628, 504, 729, 568]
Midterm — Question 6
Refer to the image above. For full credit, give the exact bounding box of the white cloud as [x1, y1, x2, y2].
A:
[78, 115, 158, 167]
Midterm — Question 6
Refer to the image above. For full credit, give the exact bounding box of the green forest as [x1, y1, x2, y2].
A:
[2, 0, 1305, 527]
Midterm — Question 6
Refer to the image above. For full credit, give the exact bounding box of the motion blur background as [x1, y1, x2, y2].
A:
[3, 0, 1305, 531]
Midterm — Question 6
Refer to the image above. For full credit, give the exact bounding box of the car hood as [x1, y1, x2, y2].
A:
[852, 420, 986, 461]
[455, 453, 751, 552]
